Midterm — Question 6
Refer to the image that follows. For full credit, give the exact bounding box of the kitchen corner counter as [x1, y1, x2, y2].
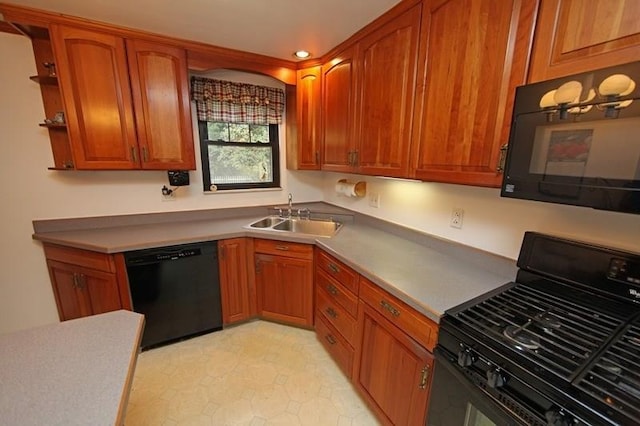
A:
[0, 310, 144, 426]
[32, 205, 516, 324]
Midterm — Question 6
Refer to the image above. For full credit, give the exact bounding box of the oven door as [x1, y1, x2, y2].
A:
[426, 347, 543, 426]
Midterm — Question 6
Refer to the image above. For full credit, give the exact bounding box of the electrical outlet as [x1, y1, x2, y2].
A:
[450, 208, 464, 229]
[368, 192, 380, 208]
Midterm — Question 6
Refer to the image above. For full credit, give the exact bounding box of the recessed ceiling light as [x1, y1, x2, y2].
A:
[293, 50, 312, 59]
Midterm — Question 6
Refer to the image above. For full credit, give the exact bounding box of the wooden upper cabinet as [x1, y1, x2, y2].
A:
[529, 0, 640, 82]
[410, 0, 538, 187]
[291, 66, 322, 170]
[51, 24, 137, 169]
[50, 24, 195, 170]
[356, 4, 421, 177]
[321, 47, 357, 172]
[126, 40, 195, 169]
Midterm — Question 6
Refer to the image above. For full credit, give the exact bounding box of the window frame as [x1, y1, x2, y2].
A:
[198, 120, 281, 191]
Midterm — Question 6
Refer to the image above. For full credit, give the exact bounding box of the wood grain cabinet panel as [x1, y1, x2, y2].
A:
[43, 243, 130, 321]
[254, 239, 313, 327]
[355, 3, 421, 177]
[321, 47, 357, 172]
[288, 66, 322, 170]
[529, 0, 640, 82]
[50, 25, 195, 170]
[127, 39, 195, 169]
[354, 300, 435, 426]
[410, 0, 538, 187]
[218, 238, 255, 325]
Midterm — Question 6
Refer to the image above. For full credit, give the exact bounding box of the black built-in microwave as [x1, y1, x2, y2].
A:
[501, 61, 640, 214]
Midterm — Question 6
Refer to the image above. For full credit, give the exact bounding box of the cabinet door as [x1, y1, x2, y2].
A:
[51, 24, 138, 169]
[354, 301, 434, 426]
[218, 238, 252, 325]
[529, 0, 640, 82]
[293, 66, 322, 170]
[255, 254, 313, 327]
[321, 47, 357, 172]
[411, 0, 537, 187]
[356, 4, 421, 177]
[126, 39, 196, 170]
[47, 260, 122, 321]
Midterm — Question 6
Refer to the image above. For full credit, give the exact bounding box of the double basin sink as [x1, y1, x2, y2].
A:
[246, 215, 342, 237]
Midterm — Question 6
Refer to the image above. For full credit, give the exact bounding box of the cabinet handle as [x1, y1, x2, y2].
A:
[353, 150, 359, 166]
[496, 144, 508, 173]
[275, 245, 289, 251]
[73, 273, 86, 290]
[380, 300, 400, 318]
[347, 151, 353, 166]
[72, 273, 80, 289]
[325, 334, 337, 345]
[326, 284, 338, 295]
[142, 146, 149, 162]
[326, 307, 338, 319]
[419, 365, 430, 390]
[328, 263, 340, 274]
[255, 260, 261, 274]
[315, 151, 320, 165]
[131, 146, 137, 163]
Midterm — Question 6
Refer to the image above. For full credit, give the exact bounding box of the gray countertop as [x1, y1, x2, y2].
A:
[32, 206, 516, 323]
[0, 310, 144, 426]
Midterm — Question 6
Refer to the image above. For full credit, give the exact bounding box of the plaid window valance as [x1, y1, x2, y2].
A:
[191, 76, 285, 125]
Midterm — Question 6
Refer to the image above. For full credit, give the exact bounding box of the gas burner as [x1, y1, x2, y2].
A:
[536, 312, 562, 333]
[503, 325, 540, 350]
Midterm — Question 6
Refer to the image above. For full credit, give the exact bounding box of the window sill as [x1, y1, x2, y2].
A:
[203, 186, 283, 195]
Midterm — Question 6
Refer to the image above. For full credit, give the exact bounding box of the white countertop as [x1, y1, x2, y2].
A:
[0, 310, 144, 426]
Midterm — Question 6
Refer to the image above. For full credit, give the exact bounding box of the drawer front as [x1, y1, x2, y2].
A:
[315, 249, 359, 294]
[316, 287, 357, 345]
[254, 239, 313, 260]
[43, 243, 115, 272]
[359, 277, 438, 351]
[315, 314, 354, 380]
[316, 270, 358, 317]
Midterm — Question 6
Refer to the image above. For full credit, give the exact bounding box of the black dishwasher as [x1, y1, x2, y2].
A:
[124, 241, 222, 349]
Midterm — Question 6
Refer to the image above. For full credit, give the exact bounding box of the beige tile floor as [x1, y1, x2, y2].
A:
[125, 320, 380, 426]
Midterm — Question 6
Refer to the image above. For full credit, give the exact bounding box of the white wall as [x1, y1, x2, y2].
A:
[322, 172, 640, 259]
[2, 31, 639, 335]
[0, 32, 323, 334]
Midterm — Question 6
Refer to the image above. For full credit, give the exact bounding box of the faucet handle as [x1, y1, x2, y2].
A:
[297, 208, 311, 220]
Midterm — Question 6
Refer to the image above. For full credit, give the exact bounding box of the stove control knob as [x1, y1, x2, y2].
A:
[545, 408, 573, 426]
[486, 366, 507, 388]
[457, 346, 477, 367]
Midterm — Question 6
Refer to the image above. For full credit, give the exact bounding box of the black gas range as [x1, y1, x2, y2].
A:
[427, 232, 640, 426]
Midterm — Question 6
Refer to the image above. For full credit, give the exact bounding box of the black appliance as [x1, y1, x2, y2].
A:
[501, 61, 640, 214]
[124, 241, 222, 349]
[427, 232, 640, 426]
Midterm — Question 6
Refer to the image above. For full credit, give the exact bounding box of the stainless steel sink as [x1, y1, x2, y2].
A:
[246, 216, 342, 237]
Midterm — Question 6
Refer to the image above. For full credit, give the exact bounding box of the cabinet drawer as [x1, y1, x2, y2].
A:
[254, 239, 313, 260]
[315, 314, 354, 380]
[316, 270, 358, 318]
[316, 287, 357, 345]
[43, 243, 115, 273]
[359, 277, 438, 351]
[315, 249, 359, 294]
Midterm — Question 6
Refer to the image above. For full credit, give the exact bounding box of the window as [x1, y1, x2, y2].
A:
[198, 121, 280, 190]
[191, 76, 284, 191]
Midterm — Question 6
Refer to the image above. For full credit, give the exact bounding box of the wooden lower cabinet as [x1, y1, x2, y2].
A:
[43, 243, 131, 321]
[218, 238, 256, 325]
[254, 239, 313, 327]
[354, 300, 435, 426]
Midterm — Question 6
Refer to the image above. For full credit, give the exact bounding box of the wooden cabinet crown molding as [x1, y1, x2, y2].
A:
[0, 2, 297, 84]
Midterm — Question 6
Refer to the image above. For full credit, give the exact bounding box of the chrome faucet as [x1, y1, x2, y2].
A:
[287, 193, 293, 217]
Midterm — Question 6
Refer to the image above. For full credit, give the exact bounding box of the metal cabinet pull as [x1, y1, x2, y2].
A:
[325, 334, 337, 345]
[275, 245, 289, 251]
[347, 151, 353, 166]
[255, 260, 261, 274]
[497, 144, 508, 172]
[142, 146, 149, 162]
[131, 146, 137, 163]
[73, 273, 86, 290]
[380, 300, 400, 318]
[419, 365, 430, 389]
[326, 284, 338, 295]
[326, 307, 338, 319]
[328, 263, 340, 273]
